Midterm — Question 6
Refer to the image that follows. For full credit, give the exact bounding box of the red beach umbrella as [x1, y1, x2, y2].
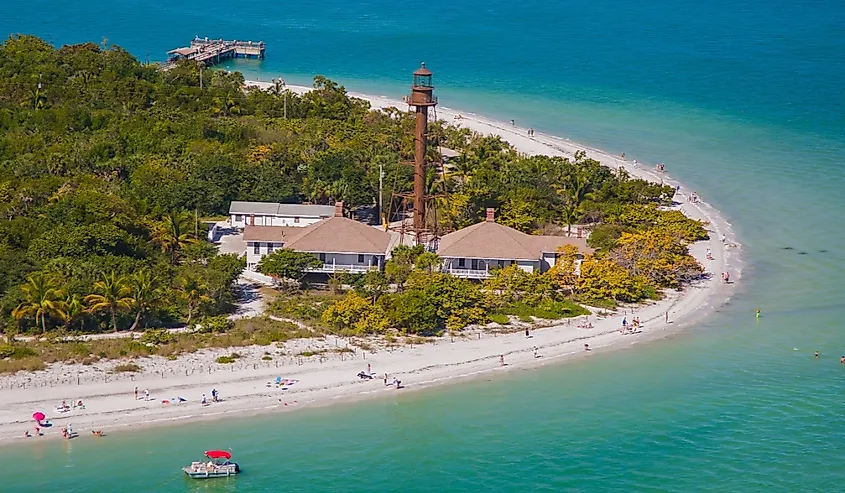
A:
[32, 412, 45, 422]
[205, 450, 232, 460]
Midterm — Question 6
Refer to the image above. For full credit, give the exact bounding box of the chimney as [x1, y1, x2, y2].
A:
[334, 201, 344, 218]
[486, 208, 495, 222]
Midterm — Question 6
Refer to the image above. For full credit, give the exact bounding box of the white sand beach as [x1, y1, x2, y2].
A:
[0, 82, 742, 445]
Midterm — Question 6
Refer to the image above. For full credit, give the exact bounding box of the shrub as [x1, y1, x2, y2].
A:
[489, 313, 510, 325]
[261, 355, 272, 361]
[0, 343, 37, 360]
[140, 329, 173, 345]
[113, 363, 142, 373]
[215, 355, 236, 364]
[198, 316, 234, 334]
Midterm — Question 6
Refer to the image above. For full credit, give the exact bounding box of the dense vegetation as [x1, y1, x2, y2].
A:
[0, 35, 706, 353]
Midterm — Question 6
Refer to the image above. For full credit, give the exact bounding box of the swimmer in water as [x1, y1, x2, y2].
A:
[755, 308, 761, 319]
[815, 351, 819, 359]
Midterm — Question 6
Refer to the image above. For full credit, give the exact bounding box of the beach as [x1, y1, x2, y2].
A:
[0, 84, 742, 445]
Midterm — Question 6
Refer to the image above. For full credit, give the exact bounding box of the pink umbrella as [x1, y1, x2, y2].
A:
[32, 412, 45, 422]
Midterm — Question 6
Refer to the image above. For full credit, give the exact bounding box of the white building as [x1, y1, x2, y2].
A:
[229, 201, 335, 229]
[244, 202, 391, 273]
[437, 209, 592, 279]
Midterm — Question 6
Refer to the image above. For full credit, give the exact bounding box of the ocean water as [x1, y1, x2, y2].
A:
[3, 0, 845, 491]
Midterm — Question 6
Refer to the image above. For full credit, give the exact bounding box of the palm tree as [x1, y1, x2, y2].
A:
[177, 274, 210, 327]
[59, 293, 86, 331]
[12, 273, 65, 334]
[85, 272, 133, 333]
[561, 201, 582, 237]
[127, 270, 162, 332]
[150, 211, 198, 262]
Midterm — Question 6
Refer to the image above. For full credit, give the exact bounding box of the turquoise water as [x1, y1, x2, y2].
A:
[4, 0, 845, 490]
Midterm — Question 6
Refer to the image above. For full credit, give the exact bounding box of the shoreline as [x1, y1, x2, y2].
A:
[0, 81, 743, 446]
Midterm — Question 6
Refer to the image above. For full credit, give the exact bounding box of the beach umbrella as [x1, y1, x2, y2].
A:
[32, 412, 45, 422]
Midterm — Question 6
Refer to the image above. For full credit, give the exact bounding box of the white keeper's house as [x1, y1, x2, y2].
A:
[437, 208, 592, 279]
[244, 202, 391, 273]
[229, 201, 335, 229]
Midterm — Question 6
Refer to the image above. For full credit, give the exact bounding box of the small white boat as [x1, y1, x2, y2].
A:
[182, 450, 240, 479]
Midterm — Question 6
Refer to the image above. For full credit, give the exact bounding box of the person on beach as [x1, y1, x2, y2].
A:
[665, 311, 669, 323]
[367, 363, 371, 373]
[725, 272, 730, 283]
[584, 344, 591, 351]
[533, 346, 539, 358]
[384, 373, 388, 386]
[134, 386, 138, 400]
[34, 426, 40, 436]
[621, 153, 625, 159]
[510, 119, 515, 126]
[202, 394, 207, 406]
[525, 328, 530, 338]
[24, 430, 31, 438]
[499, 355, 505, 366]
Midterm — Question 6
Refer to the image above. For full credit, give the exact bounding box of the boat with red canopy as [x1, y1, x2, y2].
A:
[182, 450, 240, 479]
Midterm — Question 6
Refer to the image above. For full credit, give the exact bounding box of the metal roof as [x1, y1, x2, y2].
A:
[229, 201, 335, 217]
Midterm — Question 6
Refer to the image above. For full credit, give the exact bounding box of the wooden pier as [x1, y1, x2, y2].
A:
[167, 37, 265, 67]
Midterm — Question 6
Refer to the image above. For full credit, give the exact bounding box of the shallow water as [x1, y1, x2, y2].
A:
[3, 0, 845, 490]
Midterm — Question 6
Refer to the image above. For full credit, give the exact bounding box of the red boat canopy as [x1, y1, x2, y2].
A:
[205, 450, 232, 459]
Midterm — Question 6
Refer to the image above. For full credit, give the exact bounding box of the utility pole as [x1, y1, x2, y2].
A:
[379, 162, 384, 228]
[34, 74, 43, 110]
[282, 79, 287, 119]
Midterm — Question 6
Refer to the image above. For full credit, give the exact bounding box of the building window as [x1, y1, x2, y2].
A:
[471, 259, 479, 270]
[358, 254, 365, 263]
[319, 253, 326, 262]
[294, 216, 300, 223]
[253, 243, 260, 254]
[267, 243, 274, 254]
[235, 214, 243, 222]
[498, 260, 505, 268]
[458, 258, 465, 268]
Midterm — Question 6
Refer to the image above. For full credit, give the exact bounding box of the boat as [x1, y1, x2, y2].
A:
[182, 450, 240, 479]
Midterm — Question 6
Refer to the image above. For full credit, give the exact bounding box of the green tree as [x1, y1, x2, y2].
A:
[59, 293, 86, 331]
[384, 244, 425, 291]
[177, 274, 211, 327]
[414, 252, 443, 274]
[127, 270, 162, 332]
[85, 271, 133, 332]
[256, 249, 322, 286]
[12, 272, 65, 333]
[321, 291, 389, 335]
[149, 211, 198, 262]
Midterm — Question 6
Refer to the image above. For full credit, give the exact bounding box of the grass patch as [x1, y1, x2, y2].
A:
[268, 292, 342, 329]
[0, 357, 46, 373]
[261, 355, 272, 361]
[215, 355, 238, 364]
[112, 362, 143, 373]
[488, 313, 510, 325]
[502, 300, 590, 320]
[0, 318, 322, 374]
[298, 350, 327, 357]
[0, 343, 37, 359]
